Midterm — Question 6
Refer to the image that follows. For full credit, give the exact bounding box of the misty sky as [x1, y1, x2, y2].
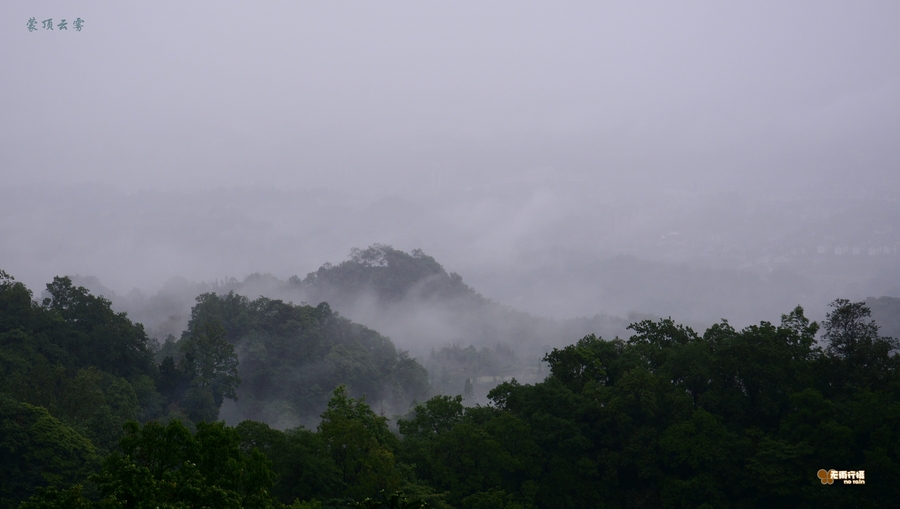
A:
[4, 1, 899, 193]
[3, 1, 900, 324]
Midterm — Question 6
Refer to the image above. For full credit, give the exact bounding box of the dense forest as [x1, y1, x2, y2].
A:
[171, 290, 430, 428]
[2, 265, 900, 508]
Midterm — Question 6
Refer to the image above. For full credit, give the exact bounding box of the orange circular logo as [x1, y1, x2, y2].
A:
[817, 469, 835, 485]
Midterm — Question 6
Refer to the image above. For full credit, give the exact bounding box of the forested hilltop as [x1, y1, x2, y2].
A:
[72, 245, 637, 400]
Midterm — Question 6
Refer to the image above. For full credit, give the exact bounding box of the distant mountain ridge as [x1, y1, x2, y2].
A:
[296, 244, 477, 306]
[70, 245, 633, 399]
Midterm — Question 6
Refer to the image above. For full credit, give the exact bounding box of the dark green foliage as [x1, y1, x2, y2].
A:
[0, 395, 99, 509]
[93, 419, 277, 509]
[0, 274, 75, 381]
[0, 272, 178, 505]
[301, 245, 473, 304]
[236, 420, 341, 504]
[318, 386, 401, 501]
[820, 299, 900, 394]
[0, 272, 170, 459]
[826, 300, 889, 361]
[16, 485, 93, 509]
[0, 269, 430, 506]
[41, 276, 156, 380]
[5, 265, 900, 508]
[182, 292, 429, 425]
[398, 302, 900, 508]
[238, 389, 440, 507]
[180, 321, 240, 404]
[0, 271, 45, 341]
[352, 490, 430, 509]
[174, 320, 241, 423]
[398, 395, 465, 439]
[460, 488, 525, 509]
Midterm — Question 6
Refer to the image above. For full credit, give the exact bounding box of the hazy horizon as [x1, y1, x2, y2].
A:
[3, 1, 899, 330]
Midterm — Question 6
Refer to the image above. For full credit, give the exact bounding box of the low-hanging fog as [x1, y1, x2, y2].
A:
[3, 1, 900, 360]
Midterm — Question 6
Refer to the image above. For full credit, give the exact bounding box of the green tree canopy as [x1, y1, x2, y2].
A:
[318, 386, 401, 501]
[41, 276, 156, 379]
[93, 419, 277, 509]
[179, 292, 429, 426]
[0, 395, 99, 509]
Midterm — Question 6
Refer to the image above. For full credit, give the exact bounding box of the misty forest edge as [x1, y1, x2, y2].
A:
[2, 246, 900, 509]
